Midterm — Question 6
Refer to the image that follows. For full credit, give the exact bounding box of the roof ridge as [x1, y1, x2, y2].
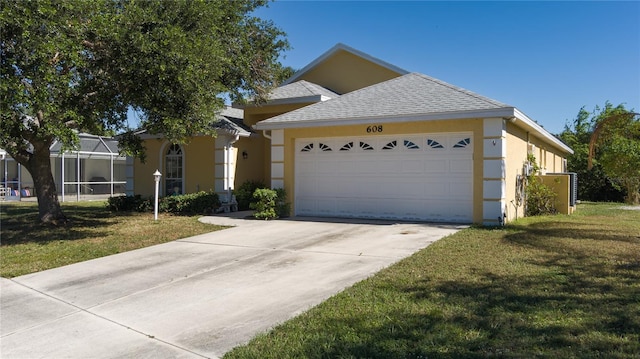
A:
[411, 72, 509, 107]
[298, 80, 319, 96]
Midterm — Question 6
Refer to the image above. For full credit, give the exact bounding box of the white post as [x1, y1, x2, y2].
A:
[153, 170, 162, 221]
[76, 152, 80, 202]
[61, 153, 65, 202]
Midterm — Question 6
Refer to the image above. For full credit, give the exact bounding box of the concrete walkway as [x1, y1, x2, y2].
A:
[1, 214, 464, 358]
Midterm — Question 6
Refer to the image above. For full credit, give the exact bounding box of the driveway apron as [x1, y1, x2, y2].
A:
[1, 215, 464, 359]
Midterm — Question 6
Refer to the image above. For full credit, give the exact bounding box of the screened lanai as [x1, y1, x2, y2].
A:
[0, 133, 128, 202]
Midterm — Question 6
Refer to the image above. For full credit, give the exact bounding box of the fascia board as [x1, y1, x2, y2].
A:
[253, 108, 517, 130]
[512, 108, 574, 154]
[235, 95, 325, 109]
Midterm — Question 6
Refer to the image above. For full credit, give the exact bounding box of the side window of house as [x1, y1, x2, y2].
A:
[165, 144, 183, 196]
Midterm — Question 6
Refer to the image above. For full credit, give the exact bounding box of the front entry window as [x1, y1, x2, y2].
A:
[165, 144, 183, 195]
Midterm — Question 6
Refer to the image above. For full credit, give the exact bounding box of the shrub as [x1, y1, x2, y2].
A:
[235, 180, 266, 210]
[526, 177, 558, 216]
[159, 191, 220, 215]
[275, 188, 290, 218]
[107, 195, 152, 212]
[525, 154, 557, 216]
[250, 188, 278, 220]
[250, 188, 290, 220]
[107, 192, 220, 215]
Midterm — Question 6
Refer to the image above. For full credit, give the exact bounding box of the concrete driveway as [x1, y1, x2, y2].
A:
[1, 214, 464, 359]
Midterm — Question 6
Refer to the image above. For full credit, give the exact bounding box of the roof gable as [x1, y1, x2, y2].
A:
[282, 43, 409, 94]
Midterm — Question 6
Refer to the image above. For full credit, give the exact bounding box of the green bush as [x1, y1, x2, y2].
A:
[250, 188, 278, 220]
[526, 177, 558, 216]
[275, 188, 290, 218]
[106, 195, 151, 212]
[234, 180, 266, 210]
[250, 188, 290, 220]
[108, 192, 220, 215]
[525, 154, 557, 216]
[159, 191, 220, 214]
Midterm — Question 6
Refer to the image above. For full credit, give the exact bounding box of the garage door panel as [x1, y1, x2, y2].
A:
[295, 133, 473, 223]
[401, 160, 425, 173]
[450, 158, 473, 173]
[315, 199, 336, 216]
[424, 159, 448, 173]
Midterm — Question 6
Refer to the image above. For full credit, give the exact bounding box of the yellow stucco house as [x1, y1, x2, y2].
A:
[133, 43, 574, 225]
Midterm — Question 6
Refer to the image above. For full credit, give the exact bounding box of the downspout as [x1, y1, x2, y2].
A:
[262, 130, 272, 140]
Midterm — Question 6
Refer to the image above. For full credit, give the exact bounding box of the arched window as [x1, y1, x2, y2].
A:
[165, 144, 183, 195]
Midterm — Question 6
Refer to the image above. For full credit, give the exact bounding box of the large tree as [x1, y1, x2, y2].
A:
[587, 103, 640, 205]
[1, 0, 288, 223]
[559, 106, 625, 202]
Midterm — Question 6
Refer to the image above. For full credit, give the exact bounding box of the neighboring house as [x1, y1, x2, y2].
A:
[1, 133, 127, 201]
[134, 43, 574, 225]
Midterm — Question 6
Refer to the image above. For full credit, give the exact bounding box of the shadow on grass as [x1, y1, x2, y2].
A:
[232, 221, 640, 359]
[292, 265, 640, 358]
[0, 203, 113, 245]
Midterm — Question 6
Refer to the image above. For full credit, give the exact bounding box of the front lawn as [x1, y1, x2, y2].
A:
[0, 201, 226, 278]
[225, 202, 640, 358]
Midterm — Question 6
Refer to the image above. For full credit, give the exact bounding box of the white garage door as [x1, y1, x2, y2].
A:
[295, 132, 473, 223]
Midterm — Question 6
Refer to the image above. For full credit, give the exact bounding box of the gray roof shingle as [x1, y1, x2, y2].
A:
[267, 80, 340, 101]
[256, 72, 511, 127]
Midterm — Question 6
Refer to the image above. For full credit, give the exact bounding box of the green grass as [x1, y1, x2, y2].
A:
[0, 201, 226, 277]
[224, 202, 640, 359]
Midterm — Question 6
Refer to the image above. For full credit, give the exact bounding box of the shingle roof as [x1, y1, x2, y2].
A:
[267, 80, 339, 101]
[213, 107, 252, 137]
[256, 72, 511, 127]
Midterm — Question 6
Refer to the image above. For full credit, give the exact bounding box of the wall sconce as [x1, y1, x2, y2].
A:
[242, 151, 248, 160]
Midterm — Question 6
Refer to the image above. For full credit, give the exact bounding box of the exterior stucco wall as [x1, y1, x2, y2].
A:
[234, 136, 267, 187]
[185, 136, 216, 194]
[540, 174, 573, 215]
[133, 138, 164, 197]
[294, 50, 402, 94]
[504, 123, 572, 222]
[133, 136, 216, 197]
[505, 122, 530, 221]
[277, 119, 484, 223]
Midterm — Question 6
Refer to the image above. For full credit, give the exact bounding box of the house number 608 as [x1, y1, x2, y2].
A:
[366, 125, 383, 133]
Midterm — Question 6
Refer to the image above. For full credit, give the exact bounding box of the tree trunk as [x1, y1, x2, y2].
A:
[623, 179, 640, 205]
[24, 148, 67, 224]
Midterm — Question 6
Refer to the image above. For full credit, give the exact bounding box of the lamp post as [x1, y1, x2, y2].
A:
[153, 170, 162, 221]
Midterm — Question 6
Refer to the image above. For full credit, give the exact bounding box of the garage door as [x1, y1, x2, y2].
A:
[295, 133, 473, 223]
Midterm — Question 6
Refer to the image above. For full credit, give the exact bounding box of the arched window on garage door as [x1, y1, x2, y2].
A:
[165, 144, 183, 196]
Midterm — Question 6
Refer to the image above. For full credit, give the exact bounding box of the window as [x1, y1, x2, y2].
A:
[382, 141, 397, 150]
[165, 144, 183, 195]
[426, 139, 444, 149]
[404, 140, 420, 149]
[359, 142, 374, 151]
[453, 138, 471, 148]
[340, 142, 354, 151]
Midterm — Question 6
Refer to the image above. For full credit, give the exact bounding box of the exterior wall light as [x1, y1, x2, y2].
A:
[242, 151, 248, 160]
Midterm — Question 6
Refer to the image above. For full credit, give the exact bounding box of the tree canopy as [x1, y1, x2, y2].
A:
[1, 0, 289, 223]
[559, 102, 640, 205]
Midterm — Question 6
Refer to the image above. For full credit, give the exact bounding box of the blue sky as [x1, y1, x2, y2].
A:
[253, 1, 640, 135]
